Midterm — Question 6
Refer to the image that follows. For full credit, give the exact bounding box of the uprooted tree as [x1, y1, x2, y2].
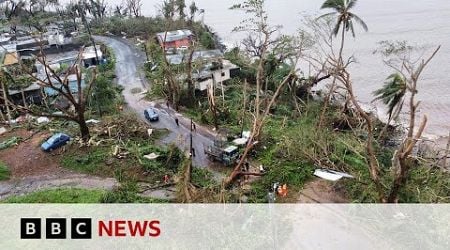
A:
[0, 44, 97, 142]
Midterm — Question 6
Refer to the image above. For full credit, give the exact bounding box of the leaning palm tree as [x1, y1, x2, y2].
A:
[373, 73, 407, 139]
[317, 0, 368, 127]
[374, 73, 407, 119]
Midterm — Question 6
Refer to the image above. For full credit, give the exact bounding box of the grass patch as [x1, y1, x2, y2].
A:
[191, 168, 217, 188]
[61, 146, 111, 175]
[0, 161, 10, 181]
[101, 182, 170, 203]
[3, 188, 105, 203]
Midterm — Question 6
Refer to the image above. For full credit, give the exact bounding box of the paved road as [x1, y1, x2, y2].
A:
[94, 36, 217, 169]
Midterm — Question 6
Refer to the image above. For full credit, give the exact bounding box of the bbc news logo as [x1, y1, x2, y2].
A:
[20, 218, 161, 239]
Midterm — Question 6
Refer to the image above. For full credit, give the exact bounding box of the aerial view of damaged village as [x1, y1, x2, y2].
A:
[0, 0, 449, 203]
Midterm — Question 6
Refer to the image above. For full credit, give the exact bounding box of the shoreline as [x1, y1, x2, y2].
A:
[359, 101, 450, 155]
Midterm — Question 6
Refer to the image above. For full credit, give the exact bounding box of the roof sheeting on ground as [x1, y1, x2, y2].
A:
[314, 169, 354, 181]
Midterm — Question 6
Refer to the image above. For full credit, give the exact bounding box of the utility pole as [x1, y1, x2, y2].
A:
[190, 119, 195, 168]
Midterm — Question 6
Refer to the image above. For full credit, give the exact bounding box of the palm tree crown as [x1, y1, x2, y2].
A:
[373, 73, 407, 119]
[318, 0, 368, 37]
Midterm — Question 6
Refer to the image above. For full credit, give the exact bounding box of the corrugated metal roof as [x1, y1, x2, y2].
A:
[157, 29, 193, 43]
[3, 52, 18, 66]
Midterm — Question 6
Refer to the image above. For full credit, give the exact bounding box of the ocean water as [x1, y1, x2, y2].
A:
[62, 0, 450, 137]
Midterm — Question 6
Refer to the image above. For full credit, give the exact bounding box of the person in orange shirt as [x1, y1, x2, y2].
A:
[279, 184, 288, 197]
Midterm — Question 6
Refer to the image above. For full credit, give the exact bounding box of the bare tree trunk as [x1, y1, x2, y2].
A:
[1, 81, 12, 121]
[340, 70, 386, 202]
[443, 131, 450, 169]
[208, 80, 219, 130]
[186, 44, 196, 101]
[377, 104, 401, 141]
[78, 115, 90, 142]
[388, 116, 427, 203]
[240, 79, 248, 137]
[225, 70, 295, 186]
[21, 89, 28, 109]
[318, 25, 346, 128]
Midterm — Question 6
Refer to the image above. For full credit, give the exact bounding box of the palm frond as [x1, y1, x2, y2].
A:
[321, 0, 345, 10]
[347, 0, 359, 9]
[316, 12, 336, 21]
[347, 19, 356, 38]
[373, 73, 407, 118]
[350, 13, 369, 32]
[332, 19, 342, 37]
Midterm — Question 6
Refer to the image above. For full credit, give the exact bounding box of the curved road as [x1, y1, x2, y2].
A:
[94, 36, 216, 169]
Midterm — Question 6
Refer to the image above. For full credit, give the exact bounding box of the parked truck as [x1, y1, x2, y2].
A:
[204, 139, 239, 166]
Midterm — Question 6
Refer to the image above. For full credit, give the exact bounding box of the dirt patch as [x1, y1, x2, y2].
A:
[297, 179, 349, 203]
[0, 174, 118, 199]
[0, 129, 71, 179]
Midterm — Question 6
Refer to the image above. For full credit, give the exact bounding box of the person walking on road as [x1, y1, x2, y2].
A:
[175, 117, 179, 127]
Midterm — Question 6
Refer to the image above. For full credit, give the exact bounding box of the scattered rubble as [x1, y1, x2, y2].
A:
[0, 137, 21, 150]
[86, 119, 101, 124]
[37, 117, 50, 124]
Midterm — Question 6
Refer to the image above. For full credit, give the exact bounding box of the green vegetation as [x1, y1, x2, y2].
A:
[61, 113, 183, 184]
[0, 161, 11, 181]
[101, 182, 169, 203]
[191, 168, 217, 188]
[3, 188, 105, 203]
[0, 136, 21, 150]
[173, 74, 450, 203]
[92, 16, 215, 49]
[61, 146, 111, 174]
[88, 47, 125, 117]
[2, 186, 170, 203]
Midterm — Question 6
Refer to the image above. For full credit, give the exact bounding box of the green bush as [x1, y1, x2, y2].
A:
[61, 146, 110, 174]
[191, 168, 217, 188]
[0, 161, 10, 181]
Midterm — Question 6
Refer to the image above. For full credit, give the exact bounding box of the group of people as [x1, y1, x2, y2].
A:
[268, 182, 288, 202]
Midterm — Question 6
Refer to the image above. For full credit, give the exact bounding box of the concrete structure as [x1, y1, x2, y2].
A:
[193, 59, 240, 91]
[35, 45, 104, 73]
[156, 29, 193, 50]
[7, 83, 43, 106]
[165, 49, 240, 91]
